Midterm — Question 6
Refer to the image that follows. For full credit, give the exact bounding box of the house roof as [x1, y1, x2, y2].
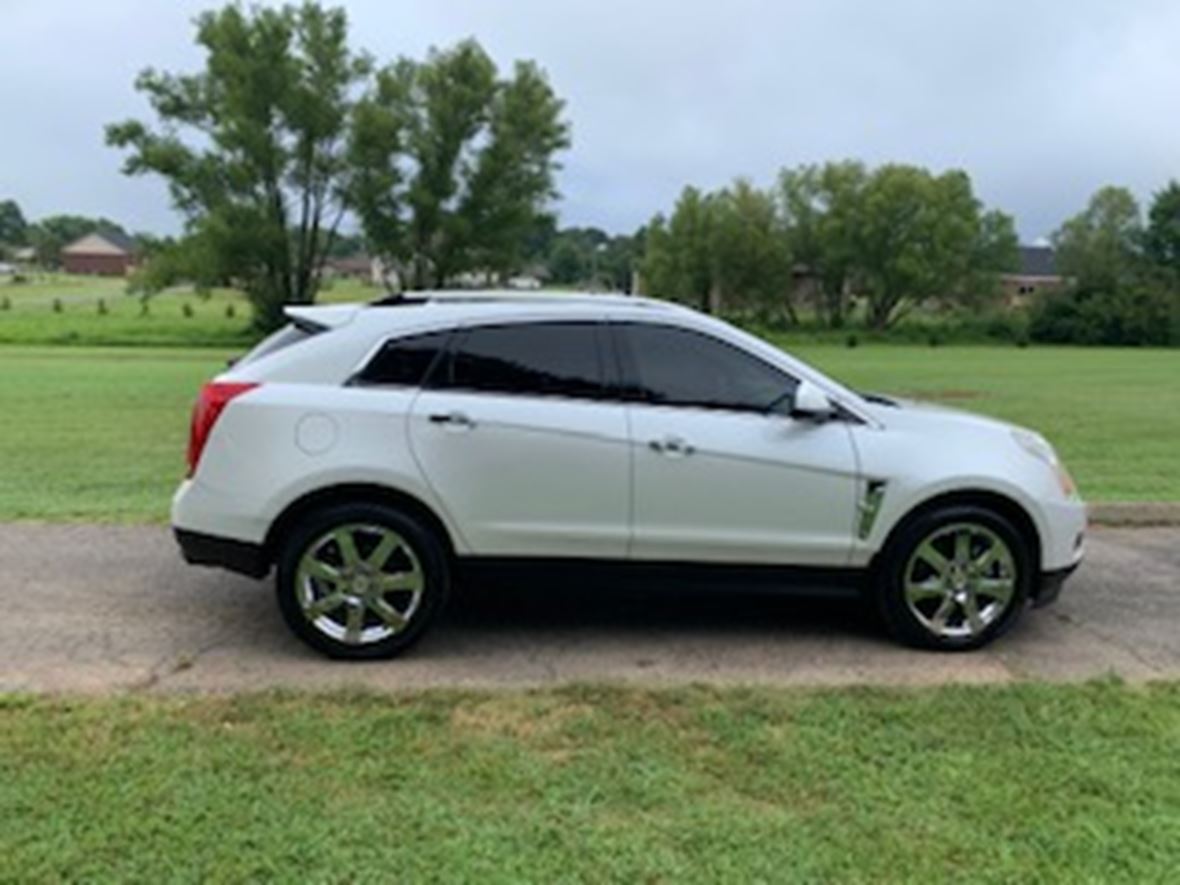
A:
[61, 229, 136, 257]
[1017, 245, 1057, 278]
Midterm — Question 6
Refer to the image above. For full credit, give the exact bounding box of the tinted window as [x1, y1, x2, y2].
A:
[621, 324, 796, 413]
[444, 323, 603, 399]
[354, 330, 449, 387]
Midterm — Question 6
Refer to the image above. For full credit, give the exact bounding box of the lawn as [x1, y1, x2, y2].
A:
[783, 340, 1180, 503]
[0, 342, 1176, 522]
[0, 346, 230, 521]
[1, 681, 1178, 881]
[0, 273, 380, 347]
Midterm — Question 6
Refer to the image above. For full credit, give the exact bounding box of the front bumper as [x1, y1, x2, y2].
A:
[174, 528, 270, 579]
[1033, 562, 1080, 608]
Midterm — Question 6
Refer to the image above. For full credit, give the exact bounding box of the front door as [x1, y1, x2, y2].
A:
[617, 322, 860, 566]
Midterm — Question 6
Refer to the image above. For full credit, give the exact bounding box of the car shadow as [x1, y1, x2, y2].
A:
[441, 580, 883, 641]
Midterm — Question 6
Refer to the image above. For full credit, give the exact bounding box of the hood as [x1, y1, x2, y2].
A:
[860, 394, 1028, 438]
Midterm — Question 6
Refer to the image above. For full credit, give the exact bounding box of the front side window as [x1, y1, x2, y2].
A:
[620, 323, 796, 413]
[442, 322, 604, 400]
[353, 330, 450, 387]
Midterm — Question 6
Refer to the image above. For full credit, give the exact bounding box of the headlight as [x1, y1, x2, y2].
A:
[1012, 429, 1077, 497]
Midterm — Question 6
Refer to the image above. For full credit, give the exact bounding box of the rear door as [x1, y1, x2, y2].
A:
[408, 321, 631, 558]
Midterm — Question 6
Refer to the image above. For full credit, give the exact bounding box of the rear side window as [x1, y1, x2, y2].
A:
[619, 323, 796, 413]
[442, 322, 604, 400]
[354, 330, 449, 387]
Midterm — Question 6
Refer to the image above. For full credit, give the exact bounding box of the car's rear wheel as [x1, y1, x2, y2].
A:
[875, 505, 1032, 650]
[276, 502, 450, 659]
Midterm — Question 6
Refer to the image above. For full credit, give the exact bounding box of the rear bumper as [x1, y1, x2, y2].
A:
[1033, 562, 1080, 608]
[174, 528, 270, 579]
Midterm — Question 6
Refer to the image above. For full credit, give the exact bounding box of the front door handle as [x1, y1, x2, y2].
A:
[428, 411, 475, 429]
[649, 435, 694, 457]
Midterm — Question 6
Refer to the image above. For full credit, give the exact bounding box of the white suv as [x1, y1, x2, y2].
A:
[173, 292, 1086, 658]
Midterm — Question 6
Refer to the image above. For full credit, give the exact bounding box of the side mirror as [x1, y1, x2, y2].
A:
[790, 380, 835, 421]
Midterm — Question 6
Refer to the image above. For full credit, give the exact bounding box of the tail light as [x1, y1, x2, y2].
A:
[186, 381, 259, 477]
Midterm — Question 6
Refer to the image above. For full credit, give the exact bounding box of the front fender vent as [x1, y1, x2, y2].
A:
[857, 479, 888, 540]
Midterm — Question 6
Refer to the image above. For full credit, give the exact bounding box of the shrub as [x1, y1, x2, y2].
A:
[182, 303, 194, 318]
[225, 303, 236, 319]
[51, 298, 63, 313]
[846, 333, 859, 348]
[1030, 284, 1179, 346]
[97, 298, 107, 315]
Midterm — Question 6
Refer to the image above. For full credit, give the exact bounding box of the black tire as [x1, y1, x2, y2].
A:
[874, 504, 1032, 651]
[275, 502, 450, 659]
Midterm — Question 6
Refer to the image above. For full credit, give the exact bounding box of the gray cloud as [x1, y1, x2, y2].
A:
[3, 0, 1179, 240]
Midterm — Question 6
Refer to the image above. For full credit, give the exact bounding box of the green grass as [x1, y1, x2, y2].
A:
[0, 273, 382, 347]
[0, 346, 230, 521]
[2, 681, 1179, 881]
[778, 340, 1180, 502]
[0, 342, 1176, 522]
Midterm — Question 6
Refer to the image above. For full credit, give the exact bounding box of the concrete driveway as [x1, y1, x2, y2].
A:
[1, 524, 1177, 693]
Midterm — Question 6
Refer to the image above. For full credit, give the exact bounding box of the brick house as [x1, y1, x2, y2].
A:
[60, 230, 137, 276]
[1001, 246, 1064, 304]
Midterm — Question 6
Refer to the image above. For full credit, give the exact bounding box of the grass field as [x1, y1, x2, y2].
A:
[0, 342, 1175, 522]
[0, 347, 229, 521]
[0, 273, 385, 348]
[784, 340, 1180, 503]
[1, 681, 1178, 881]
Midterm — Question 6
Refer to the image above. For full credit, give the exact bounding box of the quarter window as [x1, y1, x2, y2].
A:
[620, 323, 796, 413]
[354, 330, 449, 387]
[443, 322, 604, 400]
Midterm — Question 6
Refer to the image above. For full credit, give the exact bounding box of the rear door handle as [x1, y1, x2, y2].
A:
[428, 411, 475, 429]
[649, 435, 694, 457]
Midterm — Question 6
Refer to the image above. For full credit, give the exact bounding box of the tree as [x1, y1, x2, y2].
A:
[1052, 186, 1142, 292]
[855, 165, 1002, 329]
[1032, 185, 1180, 346]
[1145, 180, 1180, 277]
[641, 186, 717, 311]
[106, 2, 368, 330]
[348, 39, 570, 289]
[0, 199, 27, 247]
[707, 179, 793, 319]
[27, 214, 127, 267]
[778, 161, 866, 327]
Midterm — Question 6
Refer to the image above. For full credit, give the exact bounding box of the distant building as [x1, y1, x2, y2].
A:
[60, 230, 137, 276]
[1001, 246, 1064, 303]
[324, 255, 376, 281]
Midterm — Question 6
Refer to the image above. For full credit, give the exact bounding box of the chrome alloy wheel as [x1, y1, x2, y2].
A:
[903, 522, 1018, 641]
[295, 523, 425, 646]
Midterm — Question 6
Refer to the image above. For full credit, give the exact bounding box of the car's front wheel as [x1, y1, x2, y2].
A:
[875, 505, 1032, 650]
[275, 502, 450, 659]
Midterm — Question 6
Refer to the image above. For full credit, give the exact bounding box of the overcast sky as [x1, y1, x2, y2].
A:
[3, 0, 1180, 242]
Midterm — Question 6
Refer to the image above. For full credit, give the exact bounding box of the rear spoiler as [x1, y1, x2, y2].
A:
[283, 303, 363, 331]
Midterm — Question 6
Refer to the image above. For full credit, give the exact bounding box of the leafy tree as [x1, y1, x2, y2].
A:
[106, 2, 369, 330]
[707, 179, 793, 320]
[1145, 180, 1180, 277]
[855, 166, 1002, 329]
[641, 186, 717, 311]
[27, 215, 127, 267]
[348, 39, 570, 289]
[0, 199, 28, 246]
[1052, 186, 1143, 292]
[778, 161, 866, 327]
[1032, 184, 1180, 346]
[642, 182, 793, 317]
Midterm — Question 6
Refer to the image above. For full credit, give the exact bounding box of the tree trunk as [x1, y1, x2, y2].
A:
[708, 280, 723, 315]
